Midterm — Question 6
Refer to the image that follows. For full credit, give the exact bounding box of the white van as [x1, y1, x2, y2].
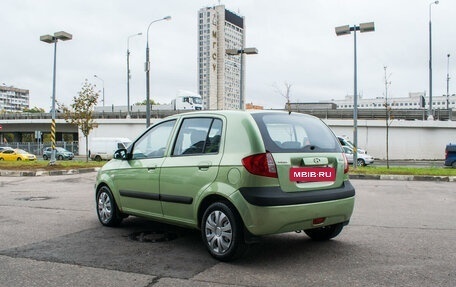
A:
[89, 137, 132, 161]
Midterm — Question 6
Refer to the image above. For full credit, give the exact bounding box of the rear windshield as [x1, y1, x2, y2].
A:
[251, 113, 341, 153]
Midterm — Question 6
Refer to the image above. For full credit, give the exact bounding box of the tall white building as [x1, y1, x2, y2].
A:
[198, 5, 245, 110]
[0, 85, 29, 112]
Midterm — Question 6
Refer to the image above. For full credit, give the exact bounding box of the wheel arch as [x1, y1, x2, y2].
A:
[197, 194, 242, 230]
[95, 180, 123, 212]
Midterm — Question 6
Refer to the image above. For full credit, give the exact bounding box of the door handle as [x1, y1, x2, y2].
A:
[198, 161, 212, 171]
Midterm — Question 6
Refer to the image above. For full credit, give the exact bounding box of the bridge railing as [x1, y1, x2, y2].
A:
[0, 108, 454, 121]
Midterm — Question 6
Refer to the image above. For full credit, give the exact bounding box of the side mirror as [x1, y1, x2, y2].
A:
[113, 148, 128, 160]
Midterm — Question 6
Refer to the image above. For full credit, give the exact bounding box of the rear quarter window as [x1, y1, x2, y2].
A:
[251, 113, 341, 153]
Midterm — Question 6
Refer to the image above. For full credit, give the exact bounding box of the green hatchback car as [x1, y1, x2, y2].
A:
[95, 110, 355, 261]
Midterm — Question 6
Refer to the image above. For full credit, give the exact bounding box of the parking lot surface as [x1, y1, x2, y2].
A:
[0, 173, 455, 286]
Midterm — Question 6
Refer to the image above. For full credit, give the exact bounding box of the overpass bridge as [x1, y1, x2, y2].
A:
[1, 109, 455, 160]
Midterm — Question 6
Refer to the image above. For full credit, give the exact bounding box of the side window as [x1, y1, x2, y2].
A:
[132, 120, 176, 159]
[173, 118, 222, 156]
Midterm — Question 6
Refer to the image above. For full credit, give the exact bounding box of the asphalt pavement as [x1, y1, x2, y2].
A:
[0, 174, 454, 286]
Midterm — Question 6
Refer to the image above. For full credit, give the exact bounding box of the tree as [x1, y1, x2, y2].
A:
[135, 99, 158, 105]
[23, 106, 45, 113]
[274, 82, 293, 114]
[58, 80, 99, 162]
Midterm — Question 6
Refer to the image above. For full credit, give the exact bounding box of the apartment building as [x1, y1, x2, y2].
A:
[198, 5, 245, 110]
[0, 85, 29, 112]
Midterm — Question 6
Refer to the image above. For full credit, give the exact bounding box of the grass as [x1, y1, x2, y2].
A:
[349, 165, 456, 176]
[0, 160, 105, 170]
[1, 160, 455, 177]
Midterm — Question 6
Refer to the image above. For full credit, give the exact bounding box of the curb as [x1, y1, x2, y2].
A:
[0, 168, 454, 182]
[0, 168, 100, 177]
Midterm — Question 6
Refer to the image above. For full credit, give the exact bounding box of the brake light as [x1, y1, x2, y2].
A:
[242, 153, 278, 178]
[343, 153, 349, 174]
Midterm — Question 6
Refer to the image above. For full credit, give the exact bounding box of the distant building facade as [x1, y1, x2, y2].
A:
[333, 92, 455, 110]
[198, 5, 245, 110]
[0, 85, 29, 112]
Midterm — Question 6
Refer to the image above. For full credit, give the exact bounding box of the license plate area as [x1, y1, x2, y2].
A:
[289, 167, 336, 182]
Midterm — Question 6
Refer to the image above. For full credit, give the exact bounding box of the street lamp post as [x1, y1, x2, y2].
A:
[428, 0, 439, 120]
[127, 32, 142, 119]
[226, 47, 258, 110]
[93, 75, 105, 116]
[447, 53, 450, 110]
[145, 16, 171, 128]
[335, 22, 375, 169]
[40, 31, 72, 165]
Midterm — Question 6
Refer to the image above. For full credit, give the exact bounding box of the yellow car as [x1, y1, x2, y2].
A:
[0, 149, 37, 161]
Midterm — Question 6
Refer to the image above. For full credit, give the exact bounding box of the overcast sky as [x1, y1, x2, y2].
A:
[2, 0, 455, 110]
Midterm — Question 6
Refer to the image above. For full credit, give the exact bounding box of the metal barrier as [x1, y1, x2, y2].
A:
[2, 141, 79, 156]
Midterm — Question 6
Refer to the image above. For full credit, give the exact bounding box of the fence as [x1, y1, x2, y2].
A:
[2, 141, 79, 156]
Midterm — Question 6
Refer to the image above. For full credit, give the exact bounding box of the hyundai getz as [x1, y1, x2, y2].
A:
[95, 110, 355, 261]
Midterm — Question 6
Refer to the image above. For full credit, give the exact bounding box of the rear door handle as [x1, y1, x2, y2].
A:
[198, 161, 212, 171]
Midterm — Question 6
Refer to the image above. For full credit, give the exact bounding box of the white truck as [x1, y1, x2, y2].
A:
[89, 137, 132, 161]
[153, 90, 203, 111]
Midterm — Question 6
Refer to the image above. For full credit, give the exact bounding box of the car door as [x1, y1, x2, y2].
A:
[159, 117, 224, 225]
[110, 120, 176, 218]
[1, 149, 15, 160]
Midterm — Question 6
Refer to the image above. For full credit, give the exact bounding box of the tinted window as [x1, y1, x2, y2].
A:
[132, 120, 176, 159]
[173, 117, 222, 156]
[252, 113, 341, 153]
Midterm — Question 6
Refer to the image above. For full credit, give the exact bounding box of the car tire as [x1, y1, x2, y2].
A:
[57, 155, 64, 160]
[43, 154, 49, 160]
[304, 223, 344, 241]
[452, 161, 456, 168]
[201, 202, 246, 261]
[17, 158, 22, 161]
[357, 158, 365, 166]
[96, 186, 122, 227]
[95, 155, 102, 162]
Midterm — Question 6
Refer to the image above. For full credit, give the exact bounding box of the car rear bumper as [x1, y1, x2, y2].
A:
[232, 181, 355, 235]
[238, 180, 355, 206]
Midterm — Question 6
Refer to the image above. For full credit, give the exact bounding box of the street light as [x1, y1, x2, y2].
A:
[127, 32, 142, 119]
[428, 0, 439, 120]
[40, 31, 72, 165]
[93, 75, 105, 113]
[145, 15, 171, 128]
[226, 47, 258, 110]
[335, 22, 375, 169]
[446, 53, 450, 110]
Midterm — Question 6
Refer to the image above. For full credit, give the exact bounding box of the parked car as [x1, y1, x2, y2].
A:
[444, 144, 456, 168]
[95, 110, 355, 261]
[343, 146, 374, 166]
[338, 136, 367, 154]
[0, 148, 36, 161]
[0, 146, 14, 152]
[43, 147, 74, 160]
[89, 137, 132, 161]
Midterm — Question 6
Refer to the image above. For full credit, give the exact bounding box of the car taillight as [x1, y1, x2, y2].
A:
[343, 153, 349, 174]
[242, 153, 278, 178]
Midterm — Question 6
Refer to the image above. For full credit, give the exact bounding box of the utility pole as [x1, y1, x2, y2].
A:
[384, 66, 392, 169]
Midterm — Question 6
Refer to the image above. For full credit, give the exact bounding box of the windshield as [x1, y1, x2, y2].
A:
[192, 97, 202, 105]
